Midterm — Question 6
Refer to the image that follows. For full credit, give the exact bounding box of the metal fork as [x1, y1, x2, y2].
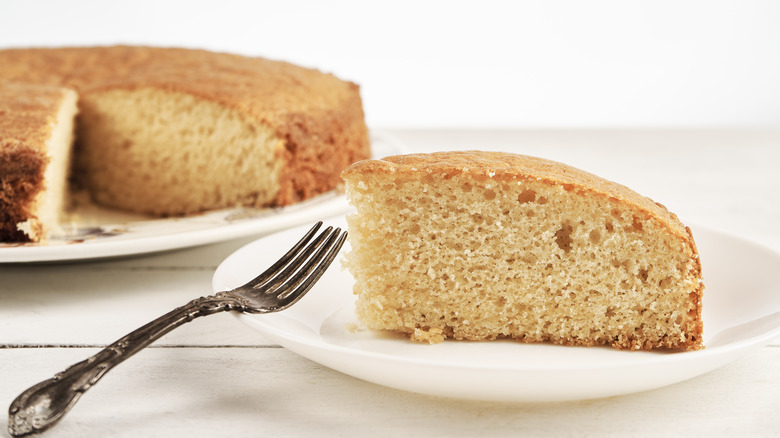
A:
[7, 221, 347, 437]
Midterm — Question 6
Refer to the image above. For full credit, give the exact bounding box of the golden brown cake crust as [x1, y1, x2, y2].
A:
[343, 151, 696, 250]
[0, 81, 71, 242]
[0, 46, 370, 207]
[0, 46, 356, 120]
[0, 81, 67, 149]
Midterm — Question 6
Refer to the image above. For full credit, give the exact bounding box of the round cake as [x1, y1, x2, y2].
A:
[0, 46, 370, 242]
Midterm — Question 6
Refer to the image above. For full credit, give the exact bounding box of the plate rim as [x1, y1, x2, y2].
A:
[0, 193, 349, 263]
[215, 217, 780, 400]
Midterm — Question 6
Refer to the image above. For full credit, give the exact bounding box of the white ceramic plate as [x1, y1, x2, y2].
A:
[214, 217, 780, 402]
[0, 132, 401, 263]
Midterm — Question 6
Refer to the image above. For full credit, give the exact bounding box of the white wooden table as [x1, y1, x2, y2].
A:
[2, 130, 779, 437]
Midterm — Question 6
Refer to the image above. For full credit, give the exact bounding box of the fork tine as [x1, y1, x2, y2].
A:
[237, 221, 323, 290]
[273, 228, 348, 307]
[253, 225, 335, 293]
[284, 229, 348, 298]
[274, 227, 347, 299]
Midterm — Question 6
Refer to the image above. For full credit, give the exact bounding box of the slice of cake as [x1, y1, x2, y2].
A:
[341, 151, 704, 351]
[0, 82, 77, 243]
[0, 46, 369, 217]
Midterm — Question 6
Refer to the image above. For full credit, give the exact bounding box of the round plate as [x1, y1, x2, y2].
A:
[213, 217, 780, 402]
[0, 132, 401, 263]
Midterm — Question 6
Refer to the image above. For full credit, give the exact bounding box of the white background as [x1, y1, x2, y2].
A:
[2, 0, 779, 129]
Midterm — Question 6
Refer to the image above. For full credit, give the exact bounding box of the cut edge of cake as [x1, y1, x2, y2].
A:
[33, 88, 78, 241]
[341, 151, 704, 351]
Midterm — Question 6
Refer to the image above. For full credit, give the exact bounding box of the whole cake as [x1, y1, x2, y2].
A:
[0, 46, 370, 242]
[0, 82, 78, 242]
[341, 151, 704, 351]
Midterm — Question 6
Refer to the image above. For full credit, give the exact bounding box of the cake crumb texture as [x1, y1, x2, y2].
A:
[342, 151, 704, 351]
[0, 46, 370, 217]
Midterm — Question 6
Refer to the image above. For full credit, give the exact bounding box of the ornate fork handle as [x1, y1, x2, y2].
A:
[9, 222, 346, 437]
[8, 292, 246, 437]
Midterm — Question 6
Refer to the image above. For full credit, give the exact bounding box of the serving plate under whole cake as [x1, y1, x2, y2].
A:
[0, 132, 401, 263]
[213, 216, 780, 403]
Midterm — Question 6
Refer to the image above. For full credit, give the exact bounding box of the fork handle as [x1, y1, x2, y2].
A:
[8, 293, 243, 437]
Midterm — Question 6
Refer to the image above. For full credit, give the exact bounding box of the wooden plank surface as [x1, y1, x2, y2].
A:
[2, 130, 779, 437]
[1, 347, 778, 438]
